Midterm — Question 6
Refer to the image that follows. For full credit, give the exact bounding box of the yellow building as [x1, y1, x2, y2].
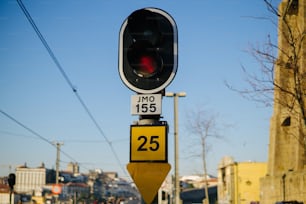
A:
[218, 156, 267, 204]
[32, 196, 45, 204]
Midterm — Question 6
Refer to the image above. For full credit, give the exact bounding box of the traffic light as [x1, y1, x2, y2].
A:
[8, 173, 15, 189]
[119, 8, 178, 94]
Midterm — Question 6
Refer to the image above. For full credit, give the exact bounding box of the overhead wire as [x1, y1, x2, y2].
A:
[0, 109, 79, 165]
[0, 129, 40, 140]
[16, 0, 127, 177]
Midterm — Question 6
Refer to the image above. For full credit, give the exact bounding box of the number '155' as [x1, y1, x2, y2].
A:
[136, 104, 156, 113]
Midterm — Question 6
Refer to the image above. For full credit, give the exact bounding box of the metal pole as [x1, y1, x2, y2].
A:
[54, 142, 63, 204]
[55, 142, 61, 185]
[173, 94, 180, 204]
[166, 92, 186, 204]
[54, 142, 64, 184]
[9, 189, 12, 204]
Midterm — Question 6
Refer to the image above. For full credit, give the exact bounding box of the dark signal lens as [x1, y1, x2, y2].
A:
[127, 9, 160, 45]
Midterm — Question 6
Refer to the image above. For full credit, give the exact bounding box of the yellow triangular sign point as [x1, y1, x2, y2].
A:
[127, 162, 171, 204]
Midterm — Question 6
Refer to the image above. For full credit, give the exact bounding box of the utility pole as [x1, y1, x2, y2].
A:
[166, 92, 186, 204]
[53, 142, 63, 204]
[54, 142, 63, 184]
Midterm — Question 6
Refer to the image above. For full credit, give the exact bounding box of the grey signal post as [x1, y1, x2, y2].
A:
[165, 92, 186, 204]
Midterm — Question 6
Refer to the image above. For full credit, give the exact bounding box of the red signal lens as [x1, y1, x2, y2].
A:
[127, 41, 162, 78]
[137, 55, 157, 77]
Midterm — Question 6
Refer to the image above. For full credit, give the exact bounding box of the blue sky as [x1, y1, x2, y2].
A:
[0, 0, 281, 178]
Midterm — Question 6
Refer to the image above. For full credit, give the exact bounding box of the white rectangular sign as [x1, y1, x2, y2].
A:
[131, 94, 162, 115]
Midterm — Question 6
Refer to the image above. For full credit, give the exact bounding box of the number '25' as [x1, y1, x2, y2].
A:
[137, 135, 159, 151]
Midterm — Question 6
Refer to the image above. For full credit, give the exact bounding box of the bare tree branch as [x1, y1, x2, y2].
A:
[226, 0, 306, 158]
[186, 107, 230, 204]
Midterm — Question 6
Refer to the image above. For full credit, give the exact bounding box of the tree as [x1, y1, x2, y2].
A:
[186, 108, 224, 204]
[225, 0, 306, 158]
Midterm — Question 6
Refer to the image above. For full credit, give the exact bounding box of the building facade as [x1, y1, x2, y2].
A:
[218, 156, 267, 204]
[15, 164, 46, 195]
[260, 0, 306, 203]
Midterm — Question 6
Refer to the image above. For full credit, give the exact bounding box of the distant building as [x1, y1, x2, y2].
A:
[0, 183, 12, 204]
[179, 175, 218, 204]
[66, 162, 79, 174]
[61, 182, 90, 200]
[15, 163, 46, 195]
[180, 186, 218, 204]
[158, 176, 172, 204]
[218, 156, 266, 204]
[181, 174, 218, 189]
[14, 163, 55, 195]
[104, 172, 118, 180]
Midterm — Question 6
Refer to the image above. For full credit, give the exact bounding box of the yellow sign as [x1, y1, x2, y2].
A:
[130, 125, 167, 162]
[127, 162, 171, 204]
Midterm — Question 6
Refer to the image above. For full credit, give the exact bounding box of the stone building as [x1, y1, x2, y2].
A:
[260, 0, 306, 203]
